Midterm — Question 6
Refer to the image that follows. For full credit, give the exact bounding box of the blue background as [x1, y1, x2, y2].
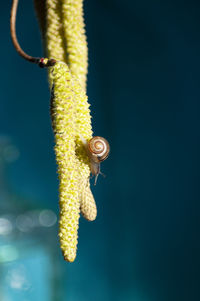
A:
[1, 0, 200, 300]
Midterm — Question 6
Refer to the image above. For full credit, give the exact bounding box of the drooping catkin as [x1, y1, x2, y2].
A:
[46, 0, 66, 64]
[61, 0, 97, 220]
[51, 62, 80, 262]
[61, 0, 88, 91]
[72, 77, 97, 221]
[34, 1, 97, 261]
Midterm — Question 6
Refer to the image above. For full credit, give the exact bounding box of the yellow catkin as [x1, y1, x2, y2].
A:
[72, 76, 97, 221]
[61, 0, 88, 91]
[51, 62, 80, 262]
[45, 2, 97, 221]
[46, 0, 66, 84]
[34, 1, 97, 260]
[61, 0, 97, 220]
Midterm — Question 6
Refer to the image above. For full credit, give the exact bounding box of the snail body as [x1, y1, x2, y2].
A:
[86, 136, 110, 184]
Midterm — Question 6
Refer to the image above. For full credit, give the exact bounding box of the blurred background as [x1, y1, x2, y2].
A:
[0, 0, 200, 300]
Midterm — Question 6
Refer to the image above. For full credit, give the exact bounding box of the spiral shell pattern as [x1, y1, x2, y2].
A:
[88, 136, 110, 162]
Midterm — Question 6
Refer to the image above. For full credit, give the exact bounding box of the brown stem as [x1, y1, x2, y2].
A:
[10, 0, 40, 63]
[10, 0, 56, 67]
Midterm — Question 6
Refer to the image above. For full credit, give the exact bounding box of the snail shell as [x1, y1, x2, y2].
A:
[88, 136, 110, 163]
[87, 136, 110, 184]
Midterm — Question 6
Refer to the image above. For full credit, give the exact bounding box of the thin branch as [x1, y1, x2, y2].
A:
[10, 0, 56, 67]
[10, 0, 40, 63]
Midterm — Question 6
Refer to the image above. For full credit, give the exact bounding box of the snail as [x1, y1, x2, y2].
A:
[83, 136, 110, 185]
